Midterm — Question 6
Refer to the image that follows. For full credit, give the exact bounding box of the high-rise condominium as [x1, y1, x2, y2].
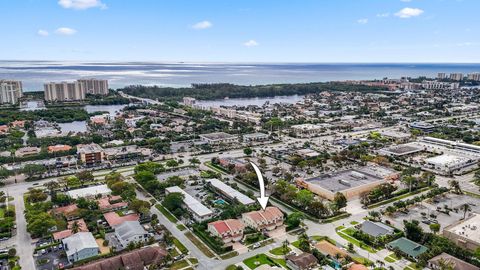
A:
[449, 73, 463, 81]
[0, 80, 23, 104]
[77, 79, 109, 95]
[44, 81, 86, 102]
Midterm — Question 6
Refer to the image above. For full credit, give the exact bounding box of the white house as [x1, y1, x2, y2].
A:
[62, 232, 99, 263]
[114, 220, 151, 248]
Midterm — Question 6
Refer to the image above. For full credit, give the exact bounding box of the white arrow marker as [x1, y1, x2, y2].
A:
[250, 162, 269, 210]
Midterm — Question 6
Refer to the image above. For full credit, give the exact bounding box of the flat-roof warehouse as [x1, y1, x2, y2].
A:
[296, 166, 398, 200]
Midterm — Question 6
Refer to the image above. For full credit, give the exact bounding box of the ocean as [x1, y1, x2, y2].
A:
[1, 61, 480, 92]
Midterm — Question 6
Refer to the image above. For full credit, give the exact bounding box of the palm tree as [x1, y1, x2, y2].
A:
[461, 203, 471, 219]
[438, 258, 455, 270]
[449, 180, 462, 194]
[282, 240, 290, 255]
[71, 221, 80, 233]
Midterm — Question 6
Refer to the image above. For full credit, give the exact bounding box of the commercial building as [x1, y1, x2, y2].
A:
[103, 145, 152, 161]
[47, 144, 73, 153]
[208, 219, 245, 244]
[206, 178, 255, 205]
[14, 147, 40, 157]
[409, 121, 435, 133]
[77, 143, 104, 165]
[297, 166, 397, 200]
[359, 220, 395, 238]
[241, 207, 284, 231]
[380, 130, 411, 143]
[199, 132, 239, 145]
[0, 80, 22, 104]
[62, 232, 99, 263]
[44, 81, 86, 101]
[386, 237, 428, 261]
[72, 246, 167, 270]
[290, 124, 325, 138]
[114, 220, 151, 248]
[67, 185, 112, 199]
[77, 78, 109, 95]
[378, 144, 423, 157]
[165, 186, 214, 222]
[243, 132, 269, 143]
[428, 253, 479, 270]
[437, 73, 446, 80]
[443, 214, 480, 251]
[218, 158, 249, 173]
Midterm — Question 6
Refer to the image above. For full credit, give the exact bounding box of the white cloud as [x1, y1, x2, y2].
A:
[192, 20, 212, 30]
[37, 30, 49, 36]
[376, 13, 390, 18]
[58, 0, 107, 10]
[394, 7, 424, 18]
[55, 27, 77, 35]
[357, 18, 368, 24]
[243, 40, 259, 47]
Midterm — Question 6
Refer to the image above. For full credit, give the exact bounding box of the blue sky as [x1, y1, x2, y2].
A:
[0, 0, 479, 62]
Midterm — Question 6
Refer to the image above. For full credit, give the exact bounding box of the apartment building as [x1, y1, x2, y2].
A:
[241, 207, 284, 231]
[449, 73, 464, 81]
[208, 219, 245, 244]
[78, 78, 109, 95]
[0, 80, 23, 104]
[44, 81, 86, 101]
[468, 73, 480, 81]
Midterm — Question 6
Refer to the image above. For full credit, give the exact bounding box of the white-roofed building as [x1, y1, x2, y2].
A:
[67, 184, 112, 199]
[62, 232, 99, 263]
[165, 186, 214, 221]
[206, 179, 255, 205]
[114, 220, 151, 248]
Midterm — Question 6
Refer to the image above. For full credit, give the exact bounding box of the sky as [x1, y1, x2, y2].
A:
[0, 0, 479, 63]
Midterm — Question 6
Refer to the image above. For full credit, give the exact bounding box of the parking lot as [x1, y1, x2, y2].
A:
[34, 249, 69, 270]
[386, 193, 479, 233]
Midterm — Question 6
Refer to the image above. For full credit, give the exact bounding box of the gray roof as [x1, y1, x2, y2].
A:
[165, 186, 213, 217]
[360, 220, 395, 237]
[62, 232, 98, 257]
[206, 179, 255, 205]
[114, 220, 147, 241]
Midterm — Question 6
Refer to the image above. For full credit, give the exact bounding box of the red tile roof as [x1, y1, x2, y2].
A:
[209, 220, 230, 234]
[103, 212, 139, 227]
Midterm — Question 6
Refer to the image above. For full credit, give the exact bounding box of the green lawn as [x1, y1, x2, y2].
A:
[336, 228, 376, 253]
[172, 238, 189, 254]
[291, 240, 300, 249]
[184, 232, 215, 258]
[156, 204, 178, 223]
[220, 251, 239, 259]
[385, 253, 401, 263]
[177, 224, 186, 231]
[0, 208, 4, 219]
[269, 246, 291, 256]
[367, 187, 430, 209]
[404, 263, 422, 270]
[188, 258, 198, 264]
[169, 259, 189, 270]
[350, 221, 359, 225]
[243, 254, 279, 269]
